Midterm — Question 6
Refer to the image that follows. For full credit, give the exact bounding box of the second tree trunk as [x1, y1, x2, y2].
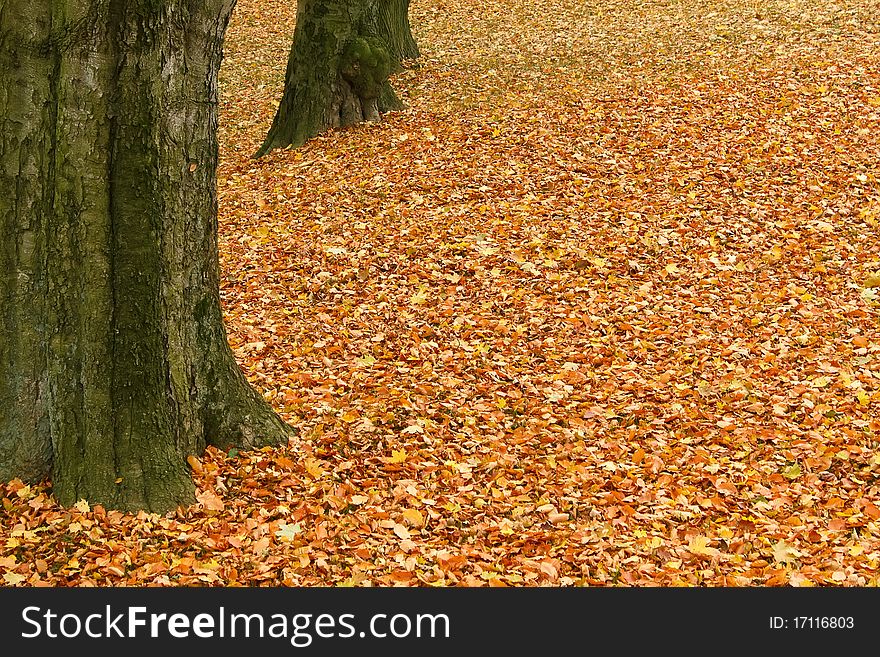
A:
[256, 0, 417, 156]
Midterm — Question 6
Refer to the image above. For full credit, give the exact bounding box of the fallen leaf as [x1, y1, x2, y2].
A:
[402, 508, 424, 527]
[772, 541, 800, 565]
[196, 489, 225, 512]
[275, 522, 302, 541]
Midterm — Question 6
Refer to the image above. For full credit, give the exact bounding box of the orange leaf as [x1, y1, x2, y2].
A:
[196, 489, 224, 512]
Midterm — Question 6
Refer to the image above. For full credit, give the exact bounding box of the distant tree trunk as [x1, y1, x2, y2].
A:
[0, 0, 290, 513]
[256, 0, 420, 156]
[377, 0, 419, 62]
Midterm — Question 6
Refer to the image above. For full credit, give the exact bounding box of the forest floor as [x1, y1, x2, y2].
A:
[3, 0, 880, 586]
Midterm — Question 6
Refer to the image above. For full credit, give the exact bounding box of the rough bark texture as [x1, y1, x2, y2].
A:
[377, 0, 419, 62]
[0, 0, 290, 513]
[256, 0, 419, 157]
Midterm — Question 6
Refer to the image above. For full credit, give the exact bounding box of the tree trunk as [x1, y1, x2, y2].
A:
[0, 0, 290, 513]
[256, 0, 419, 157]
[377, 0, 419, 62]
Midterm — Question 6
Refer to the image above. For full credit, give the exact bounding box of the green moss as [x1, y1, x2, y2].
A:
[340, 36, 392, 100]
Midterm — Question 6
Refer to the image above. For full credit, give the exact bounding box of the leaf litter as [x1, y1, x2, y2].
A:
[2, 0, 879, 587]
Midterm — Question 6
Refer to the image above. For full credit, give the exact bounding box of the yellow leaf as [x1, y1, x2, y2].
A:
[389, 449, 407, 464]
[3, 573, 25, 585]
[304, 458, 325, 478]
[73, 499, 90, 514]
[186, 455, 203, 474]
[687, 535, 719, 557]
[410, 285, 429, 304]
[764, 245, 784, 262]
[196, 489, 225, 512]
[402, 508, 424, 527]
[863, 273, 880, 288]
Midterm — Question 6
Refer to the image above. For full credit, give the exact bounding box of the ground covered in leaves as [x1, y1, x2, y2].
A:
[3, 0, 880, 587]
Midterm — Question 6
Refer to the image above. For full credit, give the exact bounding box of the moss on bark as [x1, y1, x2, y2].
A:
[256, 0, 420, 156]
[0, 0, 291, 513]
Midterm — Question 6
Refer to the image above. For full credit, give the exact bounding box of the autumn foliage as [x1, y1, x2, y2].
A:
[1, 0, 879, 586]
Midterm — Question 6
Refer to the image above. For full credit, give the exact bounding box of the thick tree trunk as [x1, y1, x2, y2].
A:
[256, 0, 419, 157]
[377, 0, 419, 62]
[0, 0, 290, 513]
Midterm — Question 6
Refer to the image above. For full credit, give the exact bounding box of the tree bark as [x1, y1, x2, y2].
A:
[0, 0, 290, 513]
[377, 0, 419, 63]
[256, 0, 419, 157]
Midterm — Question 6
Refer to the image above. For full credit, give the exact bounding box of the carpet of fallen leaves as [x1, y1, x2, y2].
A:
[3, 0, 880, 587]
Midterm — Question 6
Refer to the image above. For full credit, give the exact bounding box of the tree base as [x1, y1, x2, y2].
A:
[254, 0, 410, 157]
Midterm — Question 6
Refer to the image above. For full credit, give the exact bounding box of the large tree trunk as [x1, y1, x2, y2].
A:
[256, 0, 419, 157]
[0, 0, 290, 513]
[377, 0, 419, 63]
